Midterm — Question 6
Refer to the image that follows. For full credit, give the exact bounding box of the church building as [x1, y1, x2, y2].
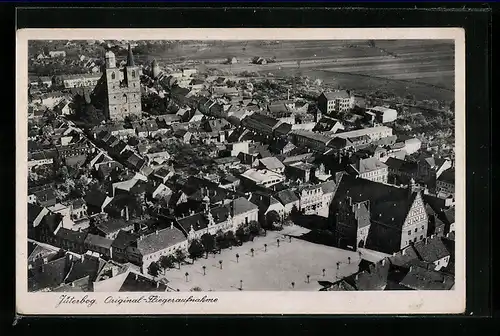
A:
[92, 44, 142, 121]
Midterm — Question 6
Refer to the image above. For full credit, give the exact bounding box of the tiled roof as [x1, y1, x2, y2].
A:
[28, 256, 70, 291]
[322, 90, 350, 100]
[413, 237, 452, 263]
[385, 157, 418, 174]
[96, 218, 132, 235]
[258, 157, 285, 171]
[177, 212, 210, 234]
[319, 181, 336, 194]
[119, 272, 167, 292]
[56, 228, 88, 244]
[85, 234, 114, 249]
[111, 230, 140, 249]
[84, 189, 108, 208]
[333, 175, 417, 231]
[399, 264, 454, 290]
[137, 227, 187, 256]
[65, 256, 106, 283]
[28, 203, 46, 226]
[232, 197, 259, 216]
[438, 168, 455, 184]
[351, 157, 388, 174]
[275, 189, 299, 205]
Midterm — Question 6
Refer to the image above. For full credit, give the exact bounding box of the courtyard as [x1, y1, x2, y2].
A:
[161, 225, 360, 292]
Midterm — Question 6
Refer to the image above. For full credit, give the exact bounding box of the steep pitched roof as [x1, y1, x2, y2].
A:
[399, 265, 454, 290]
[126, 44, 135, 67]
[96, 218, 132, 235]
[385, 157, 418, 174]
[275, 189, 299, 205]
[111, 230, 140, 249]
[333, 175, 417, 231]
[232, 197, 259, 216]
[319, 180, 337, 194]
[119, 272, 167, 292]
[258, 157, 285, 171]
[438, 168, 455, 184]
[65, 255, 106, 283]
[412, 237, 453, 263]
[85, 234, 114, 249]
[323, 90, 350, 100]
[28, 256, 70, 291]
[56, 228, 87, 244]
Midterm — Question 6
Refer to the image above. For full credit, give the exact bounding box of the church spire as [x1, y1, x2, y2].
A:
[126, 44, 135, 67]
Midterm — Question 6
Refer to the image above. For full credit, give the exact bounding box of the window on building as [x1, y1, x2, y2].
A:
[415, 228, 418, 233]
[132, 70, 136, 77]
[420, 235, 423, 240]
[111, 72, 116, 80]
[408, 230, 411, 236]
[413, 237, 417, 242]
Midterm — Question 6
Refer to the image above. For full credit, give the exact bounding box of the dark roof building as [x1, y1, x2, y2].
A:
[119, 272, 167, 291]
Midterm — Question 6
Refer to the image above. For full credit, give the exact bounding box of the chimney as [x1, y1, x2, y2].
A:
[155, 230, 159, 235]
[156, 281, 160, 288]
[170, 222, 174, 229]
[381, 259, 386, 266]
[431, 234, 435, 239]
[409, 266, 413, 272]
[135, 273, 138, 280]
[125, 205, 129, 221]
[402, 249, 406, 256]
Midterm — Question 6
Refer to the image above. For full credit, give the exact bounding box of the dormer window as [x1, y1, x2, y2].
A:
[132, 70, 136, 78]
[111, 72, 116, 80]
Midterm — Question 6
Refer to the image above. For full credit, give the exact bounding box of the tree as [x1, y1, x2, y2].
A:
[219, 260, 223, 269]
[202, 265, 206, 275]
[235, 253, 239, 263]
[250, 248, 254, 257]
[57, 166, 69, 181]
[185, 272, 189, 282]
[236, 227, 249, 243]
[159, 255, 175, 271]
[224, 230, 237, 247]
[148, 261, 160, 277]
[188, 239, 204, 261]
[248, 220, 261, 236]
[264, 244, 267, 252]
[175, 249, 186, 268]
[200, 233, 216, 257]
[306, 274, 310, 283]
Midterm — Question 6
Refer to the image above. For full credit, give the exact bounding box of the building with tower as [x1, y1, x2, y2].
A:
[92, 45, 142, 121]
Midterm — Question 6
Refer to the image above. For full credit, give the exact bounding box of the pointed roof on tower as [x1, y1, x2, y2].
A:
[126, 44, 135, 67]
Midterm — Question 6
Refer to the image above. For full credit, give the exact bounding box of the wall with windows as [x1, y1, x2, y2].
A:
[400, 193, 428, 249]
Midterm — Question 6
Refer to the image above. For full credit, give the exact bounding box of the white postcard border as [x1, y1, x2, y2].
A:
[16, 28, 466, 315]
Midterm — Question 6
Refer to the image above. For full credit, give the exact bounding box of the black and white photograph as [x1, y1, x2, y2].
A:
[17, 28, 465, 314]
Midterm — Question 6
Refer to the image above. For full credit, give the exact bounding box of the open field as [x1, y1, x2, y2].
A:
[161, 226, 360, 292]
[141, 40, 454, 102]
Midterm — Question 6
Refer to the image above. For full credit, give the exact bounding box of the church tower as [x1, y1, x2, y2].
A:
[103, 44, 142, 121]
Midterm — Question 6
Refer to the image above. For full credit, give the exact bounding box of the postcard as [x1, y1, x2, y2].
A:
[17, 28, 465, 315]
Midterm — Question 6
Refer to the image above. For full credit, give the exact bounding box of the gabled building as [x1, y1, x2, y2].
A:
[317, 90, 355, 115]
[275, 189, 300, 216]
[331, 175, 428, 254]
[348, 156, 388, 184]
[436, 168, 455, 198]
[128, 225, 188, 273]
